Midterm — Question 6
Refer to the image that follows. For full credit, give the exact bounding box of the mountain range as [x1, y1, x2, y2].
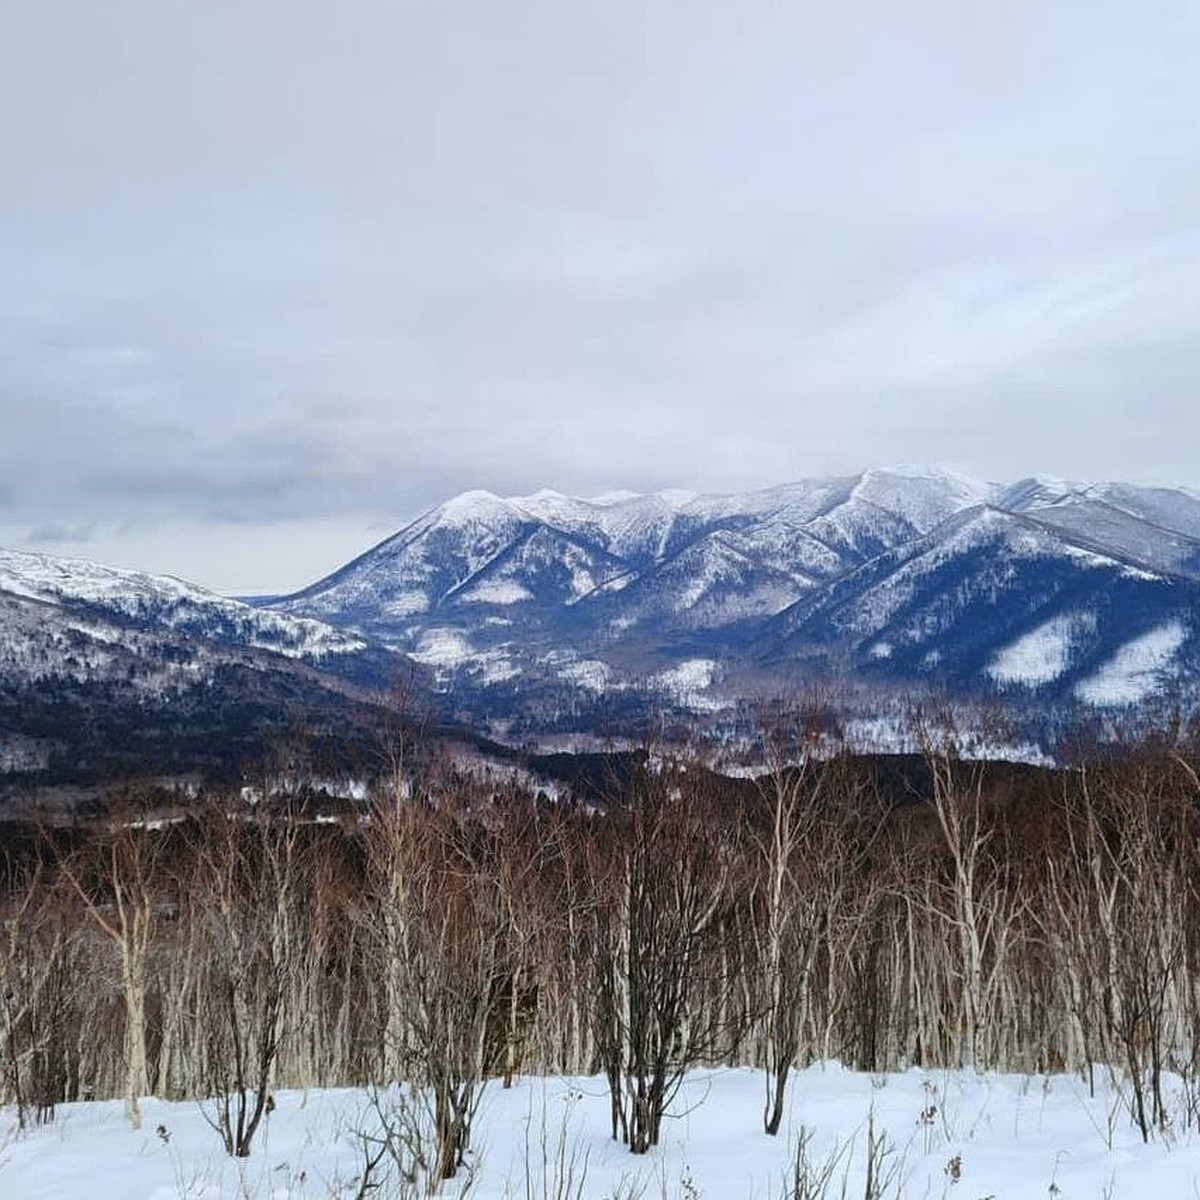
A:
[4, 466, 1200, 782]
[263, 467, 1200, 741]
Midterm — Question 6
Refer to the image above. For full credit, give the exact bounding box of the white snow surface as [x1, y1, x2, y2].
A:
[987, 612, 1096, 687]
[381, 590, 430, 617]
[843, 715, 1052, 764]
[409, 628, 477, 668]
[847, 464, 994, 531]
[6, 1066, 1200, 1199]
[652, 658, 727, 711]
[1075, 620, 1188, 706]
[654, 657, 718, 693]
[408, 628, 519, 686]
[456, 579, 534, 605]
[554, 657, 614, 692]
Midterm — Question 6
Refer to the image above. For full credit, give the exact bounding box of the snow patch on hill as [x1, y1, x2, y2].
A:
[554, 657, 614, 692]
[1075, 620, 1188, 706]
[457, 579, 533, 605]
[381, 589, 429, 617]
[409, 628, 476, 668]
[988, 612, 1096, 687]
[652, 658, 726, 711]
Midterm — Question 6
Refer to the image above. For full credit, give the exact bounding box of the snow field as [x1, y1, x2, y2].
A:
[5, 1065, 1200, 1199]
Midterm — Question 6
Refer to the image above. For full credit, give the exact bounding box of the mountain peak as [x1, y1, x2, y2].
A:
[438, 489, 511, 518]
[585, 489, 643, 506]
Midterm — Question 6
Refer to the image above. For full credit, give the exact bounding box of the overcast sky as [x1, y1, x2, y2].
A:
[3, 0, 1200, 594]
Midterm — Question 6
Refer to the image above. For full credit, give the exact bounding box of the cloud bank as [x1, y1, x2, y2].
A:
[3, 0, 1199, 590]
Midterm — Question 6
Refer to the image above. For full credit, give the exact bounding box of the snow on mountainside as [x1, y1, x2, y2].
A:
[258, 468, 1200, 739]
[0, 547, 419, 786]
[0, 585, 363, 703]
[1000, 478, 1200, 579]
[1075, 620, 1189, 706]
[0, 545, 423, 699]
[0, 547, 366, 662]
[274, 467, 982, 627]
[844, 464, 994, 531]
[987, 612, 1098, 688]
[772, 505, 1160, 648]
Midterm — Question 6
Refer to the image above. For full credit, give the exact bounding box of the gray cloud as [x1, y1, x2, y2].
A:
[3, 0, 1200, 590]
[23, 522, 98, 545]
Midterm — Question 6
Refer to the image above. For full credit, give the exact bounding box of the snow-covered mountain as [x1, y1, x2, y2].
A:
[8, 467, 1200, 776]
[0, 548, 412, 785]
[0, 547, 373, 666]
[271, 468, 985, 634]
[265, 468, 1200, 736]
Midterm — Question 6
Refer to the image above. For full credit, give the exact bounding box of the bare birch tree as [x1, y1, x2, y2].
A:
[57, 803, 164, 1130]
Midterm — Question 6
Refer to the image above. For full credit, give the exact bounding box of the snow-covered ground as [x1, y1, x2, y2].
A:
[5, 1065, 1200, 1199]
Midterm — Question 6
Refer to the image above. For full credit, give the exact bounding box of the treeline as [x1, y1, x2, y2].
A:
[3, 721, 1200, 1177]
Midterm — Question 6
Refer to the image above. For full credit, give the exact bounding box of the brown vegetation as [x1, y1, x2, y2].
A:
[4, 717, 1200, 1169]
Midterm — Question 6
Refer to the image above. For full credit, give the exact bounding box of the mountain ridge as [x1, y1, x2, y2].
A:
[0, 546, 422, 788]
[6, 466, 1200, 773]
[255, 467, 1200, 744]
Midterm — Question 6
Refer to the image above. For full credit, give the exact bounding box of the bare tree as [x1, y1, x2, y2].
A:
[752, 703, 838, 1135]
[0, 859, 82, 1126]
[57, 800, 165, 1130]
[191, 802, 303, 1157]
[918, 726, 998, 1071]
[364, 778, 505, 1183]
[593, 756, 736, 1153]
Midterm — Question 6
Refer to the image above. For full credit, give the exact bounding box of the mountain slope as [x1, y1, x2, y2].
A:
[758, 505, 1199, 697]
[0, 550, 417, 786]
